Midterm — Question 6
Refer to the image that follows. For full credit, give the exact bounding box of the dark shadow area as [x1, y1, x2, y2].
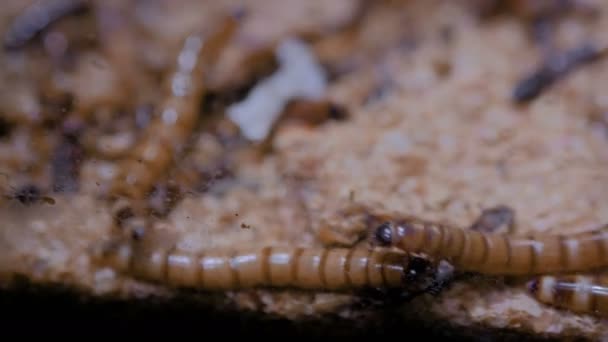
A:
[0, 285, 563, 341]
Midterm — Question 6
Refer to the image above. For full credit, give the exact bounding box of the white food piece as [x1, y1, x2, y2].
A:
[226, 37, 327, 141]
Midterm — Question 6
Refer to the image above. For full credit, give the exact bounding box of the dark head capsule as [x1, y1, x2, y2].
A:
[374, 222, 393, 246]
[403, 255, 435, 288]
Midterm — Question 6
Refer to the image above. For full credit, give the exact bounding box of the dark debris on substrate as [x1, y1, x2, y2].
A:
[512, 42, 608, 103]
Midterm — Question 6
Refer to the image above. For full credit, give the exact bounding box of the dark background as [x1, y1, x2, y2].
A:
[0, 284, 562, 341]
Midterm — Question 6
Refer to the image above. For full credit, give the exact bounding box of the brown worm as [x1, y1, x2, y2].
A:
[99, 238, 435, 292]
[373, 216, 608, 276]
[109, 15, 238, 202]
[528, 275, 608, 317]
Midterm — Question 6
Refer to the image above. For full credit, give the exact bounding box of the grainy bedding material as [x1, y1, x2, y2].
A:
[2, 0, 608, 340]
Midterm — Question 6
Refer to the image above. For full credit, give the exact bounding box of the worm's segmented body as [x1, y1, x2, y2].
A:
[528, 275, 608, 317]
[374, 217, 608, 276]
[110, 16, 237, 201]
[103, 240, 435, 292]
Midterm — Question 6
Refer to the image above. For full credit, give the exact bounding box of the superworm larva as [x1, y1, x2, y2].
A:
[109, 15, 238, 202]
[100, 238, 436, 292]
[373, 216, 608, 276]
[528, 275, 608, 317]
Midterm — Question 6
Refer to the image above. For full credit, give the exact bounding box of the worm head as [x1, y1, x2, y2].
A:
[373, 222, 394, 246]
[403, 255, 436, 290]
[372, 219, 422, 249]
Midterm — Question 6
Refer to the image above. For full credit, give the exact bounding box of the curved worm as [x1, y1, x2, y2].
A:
[110, 15, 238, 201]
[528, 275, 608, 317]
[373, 216, 608, 276]
[100, 239, 435, 292]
